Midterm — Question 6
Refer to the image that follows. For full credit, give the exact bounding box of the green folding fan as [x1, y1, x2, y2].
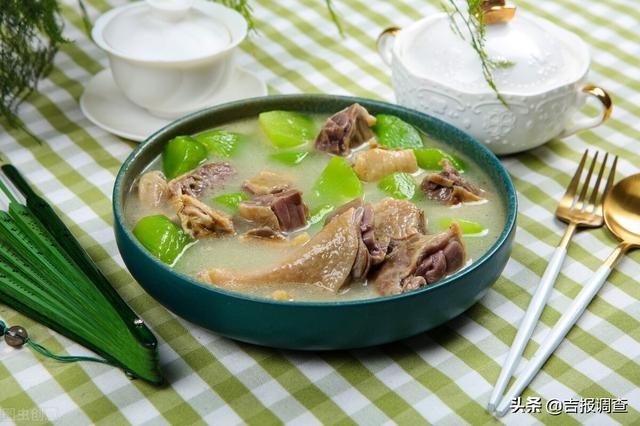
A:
[0, 161, 161, 384]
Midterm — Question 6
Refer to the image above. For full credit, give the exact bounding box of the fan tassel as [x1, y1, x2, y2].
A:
[1, 319, 114, 366]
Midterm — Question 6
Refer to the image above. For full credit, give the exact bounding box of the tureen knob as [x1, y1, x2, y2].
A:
[480, 0, 516, 24]
[147, 0, 194, 21]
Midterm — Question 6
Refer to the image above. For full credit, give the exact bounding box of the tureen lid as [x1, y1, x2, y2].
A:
[93, 0, 244, 63]
[397, 2, 588, 94]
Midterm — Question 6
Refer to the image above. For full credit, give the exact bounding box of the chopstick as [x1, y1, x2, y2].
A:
[493, 259, 620, 416]
[486, 248, 568, 413]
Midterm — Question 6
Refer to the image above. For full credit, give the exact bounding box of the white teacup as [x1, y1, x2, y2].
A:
[377, 12, 612, 155]
[93, 0, 247, 119]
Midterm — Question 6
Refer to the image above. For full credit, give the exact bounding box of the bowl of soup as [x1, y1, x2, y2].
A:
[113, 95, 517, 350]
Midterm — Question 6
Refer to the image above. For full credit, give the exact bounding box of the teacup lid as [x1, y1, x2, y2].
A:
[397, 3, 588, 94]
[94, 0, 244, 62]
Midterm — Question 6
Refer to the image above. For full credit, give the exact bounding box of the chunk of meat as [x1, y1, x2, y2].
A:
[349, 205, 387, 280]
[239, 190, 309, 232]
[353, 148, 418, 182]
[238, 201, 279, 230]
[138, 170, 168, 207]
[372, 198, 426, 249]
[168, 162, 235, 199]
[326, 200, 387, 280]
[324, 198, 363, 224]
[240, 227, 310, 247]
[315, 103, 376, 156]
[197, 208, 361, 292]
[421, 159, 485, 204]
[372, 224, 466, 296]
[326, 198, 424, 279]
[351, 236, 372, 282]
[242, 170, 292, 195]
[177, 195, 235, 238]
[357, 204, 387, 265]
[266, 191, 308, 231]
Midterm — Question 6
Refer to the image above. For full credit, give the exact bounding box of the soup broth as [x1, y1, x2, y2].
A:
[125, 109, 506, 302]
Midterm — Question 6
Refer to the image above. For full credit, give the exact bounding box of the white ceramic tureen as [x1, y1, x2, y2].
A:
[378, 0, 612, 155]
[92, 0, 247, 118]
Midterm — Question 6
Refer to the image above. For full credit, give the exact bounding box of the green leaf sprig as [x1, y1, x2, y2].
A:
[216, 0, 342, 34]
[0, 0, 66, 141]
[442, 0, 513, 106]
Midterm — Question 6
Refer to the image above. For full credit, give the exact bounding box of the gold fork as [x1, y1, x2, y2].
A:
[556, 150, 618, 234]
[488, 149, 618, 412]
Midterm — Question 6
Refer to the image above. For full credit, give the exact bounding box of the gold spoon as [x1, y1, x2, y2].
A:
[495, 173, 640, 416]
[601, 173, 640, 267]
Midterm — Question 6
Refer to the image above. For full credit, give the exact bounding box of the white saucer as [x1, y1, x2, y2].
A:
[80, 67, 268, 142]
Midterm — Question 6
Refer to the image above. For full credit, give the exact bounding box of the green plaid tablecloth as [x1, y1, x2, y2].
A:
[1, 0, 639, 424]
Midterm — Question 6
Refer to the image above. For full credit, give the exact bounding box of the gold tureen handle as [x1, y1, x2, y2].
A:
[559, 85, 613, 138]
[377, 27, 401, 67]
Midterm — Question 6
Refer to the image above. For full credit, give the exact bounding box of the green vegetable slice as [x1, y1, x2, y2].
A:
[377, 173, 417, 200]
[310, 156, 362, 207]
[195, 130, 242, 158]
[213, 192, 250, 210]
[162, 135, 208, 180]
[414, 148, 465, 172]
[439, 218, 486, 235]
[259, 111, 317, 148]
[373, 114, 423, 149]
[269, 151, 310, 166]
[133, 215, 193, 265]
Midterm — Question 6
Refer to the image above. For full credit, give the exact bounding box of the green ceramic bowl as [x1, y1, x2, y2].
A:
[113, 95, 517, 350]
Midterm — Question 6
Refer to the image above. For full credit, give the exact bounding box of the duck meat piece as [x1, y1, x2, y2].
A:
[238, 201, 280, 230]
[315, 103, 377, 156]
[349, 205, 387, 280]
[372, 198, 426, 250]
[239, 190, 309, 232]
[240, 227, 310, 247]
[197, 208, 361, 292]
[137, 170, 168, 207]
[267, 190, 309, 231]
[351, 236, 372, 281]
[326, 199, 386, 279]
[168, 162, 235, 200]
[421, 159, 485, 204]
[324, 198, 364, 224]
[327, 198, 425, 278]
[242, 170, 292, 195]
[353, 148, 418, 182]
[372, 223, 466, 296]
[177, 195, 235, 238]
[357, 203, 387, 265]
